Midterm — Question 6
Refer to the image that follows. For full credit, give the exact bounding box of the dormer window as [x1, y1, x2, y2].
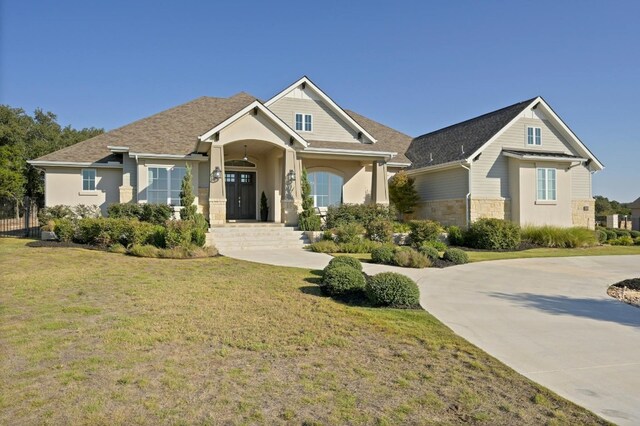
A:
[295, 113, 312, 132]
[527, 126, 541, 146]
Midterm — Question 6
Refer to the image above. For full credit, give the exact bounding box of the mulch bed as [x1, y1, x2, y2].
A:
[607, 278, 640, 308]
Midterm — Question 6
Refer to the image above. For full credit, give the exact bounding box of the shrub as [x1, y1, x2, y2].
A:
[630, 230, 640, 238]
[337, 240, 381, 253]
[191, 227, 207, 247]
[108, 243, 127, 254]
[604, 229, 617, 241]
[408, 220, 444, 246]
[334, 222, 365, 244]
[73, 204, 101, 219]
[366, 218, 393, 243]
[322, 265, 366, 296]
[447, 225, 465, 246]
[366, 272, 420, 308]
[327, 255, 363, 271]
[39, 205, 74, 223]
[392, 221, 411, 233]
[298, 169, 322, 231]
[521, 225, 598, 248]
[164, 220, 194, 249]
[418, 245, 440, 261]
[614, 229, 631, 238]
[371, 244, 396, 264]
[393, 247, 431, 268]
[308, 240, 339, 253]
[325, 204, 395, 229]
[610, 236, 634, 246]
[108, 203, 172, 225]
[465, 218, 521, 250]
[420, 240, 447, 252]
[107, 203, 142, 220]
[389, 170, 419, 219]
[443, 248, 469, 264]
[53, 219, 75, 242]
[635, 237, 640, 246]
[596, 229, 607, 244]
[322, 230, 334, 241]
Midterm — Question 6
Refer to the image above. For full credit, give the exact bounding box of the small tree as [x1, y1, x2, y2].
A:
[389, 170, 419, 220]
[180, 165, 197, 221]
[298, 168, 321, 231]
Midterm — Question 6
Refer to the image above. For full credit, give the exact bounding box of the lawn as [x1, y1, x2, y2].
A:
[0, 239, 607, 425]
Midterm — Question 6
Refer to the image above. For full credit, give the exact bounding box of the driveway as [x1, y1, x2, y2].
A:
[418, 255, 640, 425]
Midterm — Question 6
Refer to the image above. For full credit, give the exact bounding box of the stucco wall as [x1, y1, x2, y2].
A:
[44, 167, 121, 214]
[302, 158, 373, 204]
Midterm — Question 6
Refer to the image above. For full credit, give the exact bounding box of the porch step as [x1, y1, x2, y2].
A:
[206, 225, 310, 253]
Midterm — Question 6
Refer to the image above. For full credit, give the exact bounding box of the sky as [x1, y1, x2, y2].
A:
[1, 0, 638, 202]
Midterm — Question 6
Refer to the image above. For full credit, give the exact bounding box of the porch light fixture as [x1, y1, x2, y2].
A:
[210, 166, 222, 182]
[287, 169, 296, 183]
[243, 145, 248, 161]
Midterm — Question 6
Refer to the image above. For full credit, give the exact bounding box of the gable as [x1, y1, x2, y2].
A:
[268, 90, 366, 143]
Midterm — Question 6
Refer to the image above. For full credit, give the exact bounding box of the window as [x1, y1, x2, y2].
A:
[147, 166, 186, 205]
[295, 113, 312, 132]
[82, 169, 96, 191]
[527, 126, 541, 146]
[308, 171, 343, 207]
[537, 168, 556, 201]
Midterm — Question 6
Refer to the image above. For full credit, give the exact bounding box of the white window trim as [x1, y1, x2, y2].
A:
[536, 167, 557, 203]
[526, 126, 542, 146]
[147, 166, 186, 206]
[295, 112, 313, 132]
[81, 168, 97, 192]
[308, 170, 343, 208]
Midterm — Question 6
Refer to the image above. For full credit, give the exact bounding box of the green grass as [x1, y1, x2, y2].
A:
[466, 245, 640, 262]
[0, 239, 608, 425]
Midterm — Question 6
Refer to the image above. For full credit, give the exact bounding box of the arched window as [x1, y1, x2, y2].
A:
[308, 171, 343, 207]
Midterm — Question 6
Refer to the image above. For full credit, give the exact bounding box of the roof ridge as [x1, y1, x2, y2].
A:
[414, 97, 538, 140]
[345, 109, 414, 139]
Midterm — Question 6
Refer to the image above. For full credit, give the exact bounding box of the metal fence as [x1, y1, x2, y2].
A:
[0, 197, 41, 238]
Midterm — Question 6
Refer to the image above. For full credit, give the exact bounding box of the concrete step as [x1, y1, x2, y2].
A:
[206, 225, 309, 251]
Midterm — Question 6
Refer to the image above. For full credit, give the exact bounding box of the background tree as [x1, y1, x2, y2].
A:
[594, 195, 631, 216]
[389, 170, 419, 220]
[0, 105, 103, 209]
[298, 168, 321, 231]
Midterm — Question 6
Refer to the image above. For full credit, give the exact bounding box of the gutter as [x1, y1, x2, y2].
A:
[460, 162, 472, 228]
[301, 147, 397, 160]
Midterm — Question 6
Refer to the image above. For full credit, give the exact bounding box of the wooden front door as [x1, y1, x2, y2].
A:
[225, 171, 256, 220]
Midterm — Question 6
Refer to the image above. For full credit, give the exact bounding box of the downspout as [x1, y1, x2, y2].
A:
[460, 162, 471, 228]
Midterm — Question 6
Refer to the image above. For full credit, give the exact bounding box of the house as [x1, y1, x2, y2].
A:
[405, 97, 603, 229]
[29, 77, 603, 230]
[630, 197, 640, 231]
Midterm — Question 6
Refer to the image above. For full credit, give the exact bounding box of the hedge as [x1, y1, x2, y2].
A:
[465, 218, 521, 250]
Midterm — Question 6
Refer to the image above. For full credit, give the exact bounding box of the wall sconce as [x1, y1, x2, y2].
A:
[287, 169, 296, 183]
[210, 166, 222, 182]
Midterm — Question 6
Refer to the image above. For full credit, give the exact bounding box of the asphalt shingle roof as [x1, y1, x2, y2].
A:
[502, 149, 584, 159]
[406, 98, 537, 169]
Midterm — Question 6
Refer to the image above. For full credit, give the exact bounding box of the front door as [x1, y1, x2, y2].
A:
[225, 171, 256, 220]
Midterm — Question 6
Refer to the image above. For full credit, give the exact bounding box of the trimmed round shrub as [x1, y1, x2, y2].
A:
[630, 230, 640, 238]
[393, 247, 431, 268]
[443, 248, 469, 264]
[328, 255, 363, 271]
[408, 220, 444, 246]
[371, 244, 396, 264]
[596, 229, 607, 244]
[322, 265, 366, 296]
[366, 218, 393, 243]
[447, 225, 465, 246]
[366, 272, 420, 308]
[417, 244, 440, 261]
[465, 218, 521, 250]
[604, 229, 617, 241]
[614, 229, 631, 238]
[308, 240, 339, 253]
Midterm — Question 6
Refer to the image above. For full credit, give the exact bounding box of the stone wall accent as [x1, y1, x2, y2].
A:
[281, 199, 301, 226]
[198, 188, 209, 217]
[118, 186, 134, 203]
[209, 199, 226, 225]
[470, 198, 511, 222]
[414, 198, 466, 227]
[571, 199, 596, 229]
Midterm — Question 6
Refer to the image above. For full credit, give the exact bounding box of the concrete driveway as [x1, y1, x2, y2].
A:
[418, 255, 640, 425]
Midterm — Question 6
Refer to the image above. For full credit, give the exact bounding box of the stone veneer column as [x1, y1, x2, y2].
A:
[571, 199, 596, 229]
[208, 145, 226, 225]
[281, 150, 302, 225]
[118, 186, 134, 203]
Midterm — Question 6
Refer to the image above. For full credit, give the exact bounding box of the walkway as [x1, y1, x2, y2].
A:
[222, 249, 640, 424]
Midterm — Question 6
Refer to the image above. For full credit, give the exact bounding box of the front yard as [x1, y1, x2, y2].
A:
[0, 239, 607, 424]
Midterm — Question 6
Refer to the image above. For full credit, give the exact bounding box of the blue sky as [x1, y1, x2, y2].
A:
[1, 1, 638, 202]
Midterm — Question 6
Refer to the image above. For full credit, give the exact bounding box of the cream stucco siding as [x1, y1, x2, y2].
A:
[269, 88, 364, 143]
[44, 167, 121, 214]
[413, 167, 468, 200]
[302, 158, 373, 204]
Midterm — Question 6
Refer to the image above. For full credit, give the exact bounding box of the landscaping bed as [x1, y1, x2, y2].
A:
[0, 238, 607, 425]
[607, 278, 640, 308]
